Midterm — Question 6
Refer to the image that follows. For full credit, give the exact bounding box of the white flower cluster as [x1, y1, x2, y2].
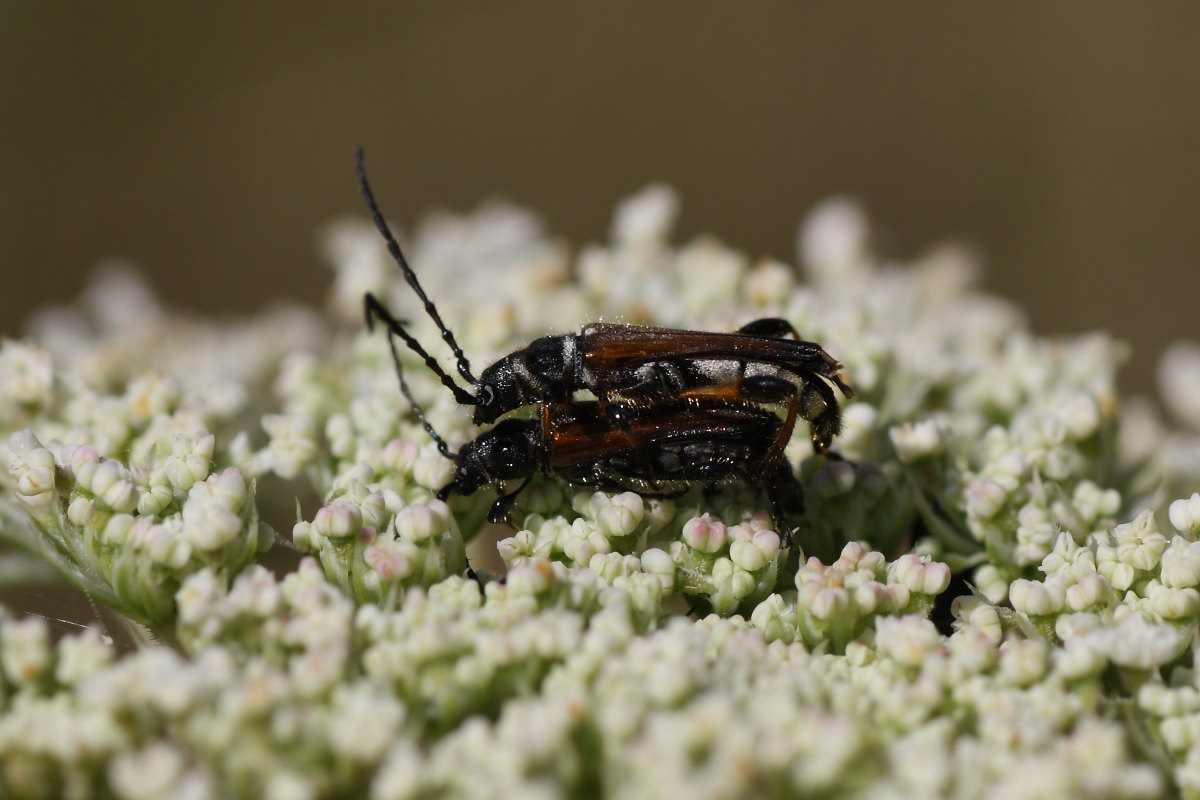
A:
[3, 187, 1200, 796]
[2, 422, 270, 627]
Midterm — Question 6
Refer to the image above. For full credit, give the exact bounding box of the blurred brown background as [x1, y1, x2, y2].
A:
[2, 3, 1198, 390]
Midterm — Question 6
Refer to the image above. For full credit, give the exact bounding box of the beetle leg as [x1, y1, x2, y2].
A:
[801, 377, 842, 453]
[488, 477, 533, 524]
[737, 318, 799, 339]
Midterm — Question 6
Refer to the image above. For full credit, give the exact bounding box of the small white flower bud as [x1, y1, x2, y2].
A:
[182, 503, 242, 551]
[950, 596, 1003, 643]
[639, 548, 676, 591]
[202, 468, 245, 512]
[1148, 583, 1200, 620]
[853, 581, 886, 614]
[750, 593, 796, 643]
[102, 513, 136, 546]
[137, 482, 174, 516]
[973, 564, 1010, 603]
[381, 438, 420, 474]
[612, 183, 678, 247]
[163, 432, 214, 491]
[0, 341, 53, 406]
[145, 524, 192, 568]
[325, 414, 356, 460]
[1058, 392, 1100, 441]
[411, 443, 454, 491]
[590, 491, 644, 538]
[1169, 493, 1200, 534]
[998, 638, 1048, 686]
[263, 413, 318, 480]
[108, 742, 187, 800]
[1009, 577, 1066, 617]
[799, 196, 871, 288]
[875, 616, 941, 668]
[398, 500, 452, 543]
[90, 459, 138, 512]
[888, 554, 951, 596]
[1055, 611, 1103, 640]
[1073, 480, 1120, 523]
[1055, 637, 1107, 680]
[15, 451, 57, 505]
[1106, 616, 1180, 670]
[728, 525, 780, 572]
[807, 586, 850, 621]
[834, 403, 878, 460]
[711, 557, 757, 602]
[67, 495, 96, 527]
[67, 444, 101, 488]
[0, 616, 51, 685]
[889, 420, 942, 463]
[1162, 536, 1200, 588]
[314, 502, 364, 540]
[292, 520, 318, 552]
[55, 629, 115, 686]
[965, 478, 1008, 520]
[1065, 574, 1111, 612]
[745, 259, 794, 307]
[364, 540, 415, 582]
[124, 371, 180, 420]
[505, 560, 555, 596]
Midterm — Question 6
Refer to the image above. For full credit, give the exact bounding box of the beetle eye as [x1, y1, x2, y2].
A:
[478, 384, 495, 408]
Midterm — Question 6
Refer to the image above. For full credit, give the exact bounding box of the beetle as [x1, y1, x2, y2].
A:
[366, 311, 806, 536]
[355, 148, 853, 453]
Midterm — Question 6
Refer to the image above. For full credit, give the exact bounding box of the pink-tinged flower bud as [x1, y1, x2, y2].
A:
[65, 444, 98, 489]
[364, 540, 414, 582]
[1065, 574, 1111, 612]
[888, 554, 950, 596]
[682, 514, 727, 554]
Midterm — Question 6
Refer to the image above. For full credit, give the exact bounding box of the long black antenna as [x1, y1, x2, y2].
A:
[364, 297, 458, 459]
[354, 147, 477, 386]
[365, 294, 476, 406]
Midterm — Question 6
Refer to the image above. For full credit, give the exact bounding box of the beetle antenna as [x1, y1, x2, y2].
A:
[365, 294, 477, 406]
[367, 300, 458, 460]
[355, 147, 477, 386]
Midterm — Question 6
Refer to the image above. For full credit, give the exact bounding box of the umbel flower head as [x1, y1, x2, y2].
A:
[0, 187, 1197, 798]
